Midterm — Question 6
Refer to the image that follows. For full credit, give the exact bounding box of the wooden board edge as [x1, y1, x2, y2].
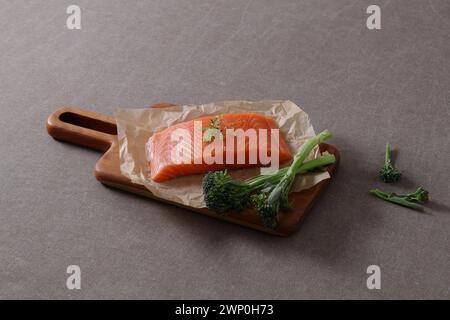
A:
[99, 180, 287, 236]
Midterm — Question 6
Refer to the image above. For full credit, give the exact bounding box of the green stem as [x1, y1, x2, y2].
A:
[370, 188, 424, 211]
[281, 130, 331, 192]
[385, 143, 391, 164]
[289, 130, 332, 176]
[246, 153, 336, 189]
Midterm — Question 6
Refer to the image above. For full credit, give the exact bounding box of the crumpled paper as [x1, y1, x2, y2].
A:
[115, 100, 330, 208]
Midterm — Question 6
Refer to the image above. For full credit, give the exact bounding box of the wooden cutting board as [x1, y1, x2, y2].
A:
[46, 103, 340, 236]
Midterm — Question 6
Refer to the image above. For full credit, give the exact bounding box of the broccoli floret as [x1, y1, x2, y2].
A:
[370, 187, 430, 211]
[251, 177, 295, 229]
[251, 193, 279, 229]
[202, 170, 251, 214]
[404, 187, 429, 203]
[379, 143, 401, 182]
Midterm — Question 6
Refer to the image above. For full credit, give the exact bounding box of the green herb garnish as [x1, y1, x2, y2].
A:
[203, 116, 222, 142]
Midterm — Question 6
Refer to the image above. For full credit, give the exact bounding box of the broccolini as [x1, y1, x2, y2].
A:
[370, 187, 429, 211]
[379, 143, 401, 183]
[203, 151, 336, 215]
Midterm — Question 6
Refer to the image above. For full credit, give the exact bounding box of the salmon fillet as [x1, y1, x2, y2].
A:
[146, 113, 292, 182]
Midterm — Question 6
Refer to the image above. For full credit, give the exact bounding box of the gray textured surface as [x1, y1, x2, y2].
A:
[1, 0, 449, 299]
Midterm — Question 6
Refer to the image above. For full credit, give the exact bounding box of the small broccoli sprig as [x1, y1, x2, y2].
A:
[379, 143, 401, 183]
[203, 151, 336, 215]
[252, 130, 332, 228]
[370, 187, 429, 211]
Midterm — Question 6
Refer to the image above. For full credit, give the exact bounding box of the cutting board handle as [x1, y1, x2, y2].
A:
[47, 106, 117, 152]
[47, 103, 177, 152]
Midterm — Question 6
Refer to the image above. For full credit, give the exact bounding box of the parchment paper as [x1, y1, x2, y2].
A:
[115, 100, 330, 208]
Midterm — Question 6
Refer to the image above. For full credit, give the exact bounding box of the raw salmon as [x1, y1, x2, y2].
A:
[146, 113, 292, 182]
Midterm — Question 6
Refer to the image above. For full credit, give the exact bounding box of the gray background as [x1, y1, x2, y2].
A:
[1, 0, 449, 299]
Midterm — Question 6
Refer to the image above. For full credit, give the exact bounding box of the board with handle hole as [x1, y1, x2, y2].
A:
[46, 103, 340, 236]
